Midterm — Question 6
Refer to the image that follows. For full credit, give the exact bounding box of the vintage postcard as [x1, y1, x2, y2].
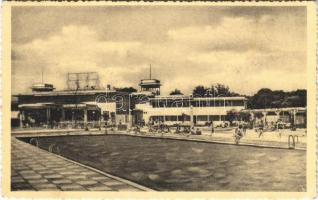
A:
[1, 1, 316, 198]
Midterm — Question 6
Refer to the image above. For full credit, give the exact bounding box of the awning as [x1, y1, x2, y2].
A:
[18, 102, 56, 109]
[62, 103, 100, 110]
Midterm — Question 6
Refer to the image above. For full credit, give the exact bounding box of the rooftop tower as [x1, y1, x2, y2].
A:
[139, 65, 161, 95]
[31, 66, 55, 92]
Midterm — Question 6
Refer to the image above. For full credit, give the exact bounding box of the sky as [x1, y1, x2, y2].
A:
[11, 6, 307, 95]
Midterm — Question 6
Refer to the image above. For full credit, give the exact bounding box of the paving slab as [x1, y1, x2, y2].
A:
[11, 137, 151, 191]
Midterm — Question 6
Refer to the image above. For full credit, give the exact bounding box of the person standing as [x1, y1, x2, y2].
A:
[211, 120, 214, 135]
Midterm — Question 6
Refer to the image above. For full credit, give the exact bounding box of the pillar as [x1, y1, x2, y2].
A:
[190, 106, 194, 128]
[46, 108, 51, 128]
[262, 112, 267, 124]
[128, 109, 132, 129]
[71, 110, 75, 122]
[98, 110, 102, 129]
[293, 110, 297, 126]
[275, 111, 280, 117]
[250, 112, 254, 121]
[19, 110, 24, 128]
[288, 110, 294, 127]
[61, 108, 65, 121]
[84, 108, 88, 129]
[250, 112, 255, 128]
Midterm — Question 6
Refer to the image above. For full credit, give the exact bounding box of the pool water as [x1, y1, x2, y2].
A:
[20, 134, 306, 191]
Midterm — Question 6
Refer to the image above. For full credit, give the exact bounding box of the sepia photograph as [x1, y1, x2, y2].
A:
[2, 1, 316, 198]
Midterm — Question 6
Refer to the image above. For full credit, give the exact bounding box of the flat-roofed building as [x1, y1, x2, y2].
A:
[14, 88, 130, 129]
[134, 95, 247, 126]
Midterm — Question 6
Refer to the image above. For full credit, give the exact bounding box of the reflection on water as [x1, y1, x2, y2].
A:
[20, 135, 306, 191]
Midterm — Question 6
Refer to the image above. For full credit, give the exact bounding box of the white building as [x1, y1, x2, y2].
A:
[134, 95, 247, 126]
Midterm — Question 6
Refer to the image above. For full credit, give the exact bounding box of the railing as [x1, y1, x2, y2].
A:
[288, 135, 299, 149]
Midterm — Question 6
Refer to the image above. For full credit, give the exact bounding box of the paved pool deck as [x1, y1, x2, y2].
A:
[11, 137, 152, 191]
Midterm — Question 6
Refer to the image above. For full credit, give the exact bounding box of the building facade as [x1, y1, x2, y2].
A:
[134, 96, 247, 126]
[14, 89, 130, 128]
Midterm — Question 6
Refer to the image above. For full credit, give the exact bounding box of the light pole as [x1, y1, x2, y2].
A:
[190, 105, 194, 128]
[128, 93, 132, 129]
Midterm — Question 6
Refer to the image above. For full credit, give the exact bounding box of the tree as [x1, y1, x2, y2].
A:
[214, 83, 231, 97]
[192, 85, 208, 97]
[237, 112, 251, 122]
[170, 89, 183, 95]
[192, 84, 240, 97]
[247, 88, 307, 109]
[114, 87, 137, 93]
[249, 88, 274, 109]
[226, 109, 237, 125]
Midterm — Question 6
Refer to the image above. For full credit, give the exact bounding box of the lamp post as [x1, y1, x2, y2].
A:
[190, 105, 194, 128]
[128, 93, 132, 129]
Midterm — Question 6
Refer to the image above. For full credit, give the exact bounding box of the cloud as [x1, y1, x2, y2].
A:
[12, 25, 144, 93]
[12, 7, 307, 96]
[167, 16, 305, 53]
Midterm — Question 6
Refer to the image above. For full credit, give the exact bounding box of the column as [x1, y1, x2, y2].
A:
[71, 110, 75, 122]
[190, 106, 194, 128]
[19, 111, 24, 128]
[84, 108, 88, 129]
[250, 112, 255, 128]
[98, 110, 102, 130]
[250, 112, 254, 121]
[128, 109, 132, 129]
[288, 110, 294, 127]
[46, 108, 51, 128]
[262, 112, 267, 124]
[293, 110, 297, 126]
[275, 111, 280, 118]
[61, 108, 65, 121]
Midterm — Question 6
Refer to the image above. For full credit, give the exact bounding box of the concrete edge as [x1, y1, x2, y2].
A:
[111, 132, 307, 151]
[14, 130, 307, 151]
[14, 138, 155, 192]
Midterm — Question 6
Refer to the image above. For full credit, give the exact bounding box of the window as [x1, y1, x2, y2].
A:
[200, 101, 207, 107]
[197, 115, 208, 121]
[232, 100, 244, 106]
[164, 115, 178, 121]
[209, 115, 221, 121]
[191, 100, 200, 107]
[224, 100, 232, 107]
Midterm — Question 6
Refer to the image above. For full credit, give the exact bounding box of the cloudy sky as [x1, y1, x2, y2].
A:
[12, 6, 307, 95]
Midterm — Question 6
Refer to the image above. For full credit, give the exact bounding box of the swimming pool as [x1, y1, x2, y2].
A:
[19, 134, 306, 191]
